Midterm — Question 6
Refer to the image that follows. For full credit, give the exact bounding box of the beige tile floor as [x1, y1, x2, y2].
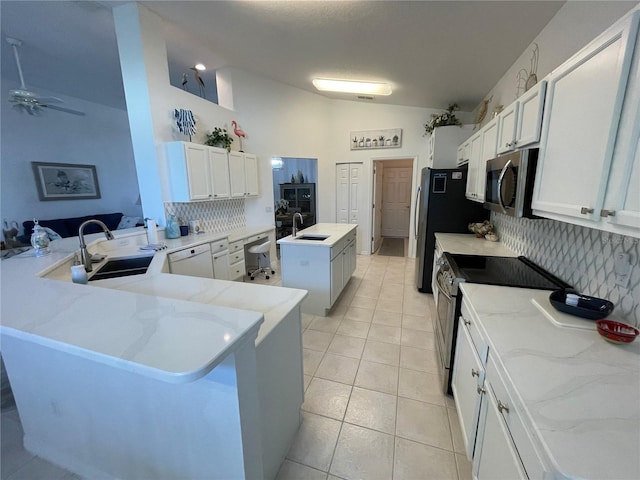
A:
[0, 252, 471, 480]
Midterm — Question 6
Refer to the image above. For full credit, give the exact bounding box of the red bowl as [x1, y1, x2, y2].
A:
[595, 320, 639, 344]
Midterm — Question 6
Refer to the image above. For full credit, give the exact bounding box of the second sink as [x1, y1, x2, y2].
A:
[296, 234, 329, 241]
[89, 256, 153, 281]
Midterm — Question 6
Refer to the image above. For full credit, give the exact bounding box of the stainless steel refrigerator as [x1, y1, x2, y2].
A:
[414, 166, 488, 293]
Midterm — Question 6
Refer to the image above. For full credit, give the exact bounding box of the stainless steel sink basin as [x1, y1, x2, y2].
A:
[295, 234, 329, 241]
[89, 256, 153, 281]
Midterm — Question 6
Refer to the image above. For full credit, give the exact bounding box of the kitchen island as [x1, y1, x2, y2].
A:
[0, 226, 307, 480]
[278, 223, 357, 316]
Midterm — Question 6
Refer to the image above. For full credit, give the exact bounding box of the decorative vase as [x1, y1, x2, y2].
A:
[30, 220, 50, 256]
[165, 214, 180, 239]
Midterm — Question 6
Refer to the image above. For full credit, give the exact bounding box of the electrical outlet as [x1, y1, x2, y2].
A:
[614, 253, 632, 288]
[265, 206, 273, 213]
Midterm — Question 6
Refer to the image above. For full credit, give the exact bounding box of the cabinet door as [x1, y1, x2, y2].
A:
[496, 103, 518, 155]
[347, 239, 356, 277]
[228, 151, 246, 197]
[185, 144, 212, 200]
[466, 133, 484, 202]
[474, 383, 527, 480]
[209, 148, 230, 199]
[330, 252, 345, 305]
[244, 153, 259, 196]
[515, 81, 546, 148]
[532, 15, 639, 222]
[212, 251, 230, 280]
[452, 321, 485, 460]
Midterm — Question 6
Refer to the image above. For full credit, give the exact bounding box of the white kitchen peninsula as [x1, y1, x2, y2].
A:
[0, 227, 306, 480]
[278, 223, 357, 316]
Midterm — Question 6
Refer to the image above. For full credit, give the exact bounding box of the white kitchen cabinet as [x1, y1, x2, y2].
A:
[330, 249, 344, 305]
[210, 239, 230, 280]
[228, 240, 246, 281]
[532, 12, 639, 226]
[330, 234, 356, 305]
[168, 244, 214, 278]
[457, 138, 472, 166]
[452, 318, 485, 460]
[163, 142, 231, 202]
[474, 382, 528, 480]
[496, 81, 547, 155]
[427, 125, 474, 169]
[229, 152, 260, 198]
[465, 132, 484, 202]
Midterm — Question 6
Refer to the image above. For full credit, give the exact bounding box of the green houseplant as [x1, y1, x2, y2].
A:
[205, 127, 234, 152]
[424, 103, 462, 135]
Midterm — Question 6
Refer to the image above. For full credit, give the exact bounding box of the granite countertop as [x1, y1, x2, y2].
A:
[0, 225, 306, 383]
[460, 283, 640, 480]
[277, 223, 356, 247]
[435, 232, 517, 257]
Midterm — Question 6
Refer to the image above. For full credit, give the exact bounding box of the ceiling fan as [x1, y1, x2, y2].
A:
[6, 37, 85, 116]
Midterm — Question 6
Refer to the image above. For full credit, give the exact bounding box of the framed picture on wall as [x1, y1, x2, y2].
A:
[32, 162, 101, 201]
[350, 128, 402, 150]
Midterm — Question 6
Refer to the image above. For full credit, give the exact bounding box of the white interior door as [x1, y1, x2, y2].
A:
[372, 162, 384, 253]
[381, 167, 412, 237]
[336, 164, 350, 223]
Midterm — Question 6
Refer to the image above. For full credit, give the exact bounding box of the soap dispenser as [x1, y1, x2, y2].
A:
[30, 219, 50, 256]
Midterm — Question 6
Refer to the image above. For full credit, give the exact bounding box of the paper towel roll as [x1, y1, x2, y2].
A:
[147, 219, 159, 245]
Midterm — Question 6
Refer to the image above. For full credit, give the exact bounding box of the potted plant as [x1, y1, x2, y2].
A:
[275, 199, 289, 215]
[424, 103, 462, 135]
[205, 127, 234, 152]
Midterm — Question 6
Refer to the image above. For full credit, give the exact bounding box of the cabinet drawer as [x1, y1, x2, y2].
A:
[229, 240, 243, 254]
[486, 357, 547, 479]
[168, 243, 210, 262]
[245, 232, 268, 244]
[229, 261, 246, 281]
[210, 238, 229, 254]
[461, 301, 488, 363]
[228, 251, 245, 266]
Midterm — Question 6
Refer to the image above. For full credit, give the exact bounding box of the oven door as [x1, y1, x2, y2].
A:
[434, 269, 456, 392]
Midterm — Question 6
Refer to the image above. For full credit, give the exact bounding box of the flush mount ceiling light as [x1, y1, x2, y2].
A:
[312, 78, 392, 96]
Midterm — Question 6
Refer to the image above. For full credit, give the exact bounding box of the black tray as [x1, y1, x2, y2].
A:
[549, 289, 614, 320]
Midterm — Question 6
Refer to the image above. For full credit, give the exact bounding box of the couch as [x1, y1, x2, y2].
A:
[18, 212, 141, 244]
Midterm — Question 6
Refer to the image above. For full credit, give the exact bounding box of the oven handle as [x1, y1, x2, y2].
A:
[414, 185, 421, 239]
[436, 270, 453, 301]
[497, 159, 512, 214]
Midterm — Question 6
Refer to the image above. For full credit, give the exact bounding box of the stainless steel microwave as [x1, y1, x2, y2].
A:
[484, 148, 539, 218]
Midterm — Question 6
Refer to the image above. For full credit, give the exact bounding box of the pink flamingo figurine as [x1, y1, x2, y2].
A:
[231, 120, 246, 152]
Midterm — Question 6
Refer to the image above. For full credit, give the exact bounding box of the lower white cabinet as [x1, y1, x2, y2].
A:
[228, 240, 246, 281]
[474, 382, 528, 480]
[330, 235, 356, 305]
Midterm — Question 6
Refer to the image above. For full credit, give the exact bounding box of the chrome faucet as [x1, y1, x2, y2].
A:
[292, 212, 303, 238]
[78, 219, 115, 272]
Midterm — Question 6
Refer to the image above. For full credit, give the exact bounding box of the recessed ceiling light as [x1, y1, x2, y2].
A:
[312, 78, 392, 96]
[194, 64, 206, 71]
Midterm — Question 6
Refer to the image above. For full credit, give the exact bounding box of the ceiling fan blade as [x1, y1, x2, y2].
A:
[36, 96, 64, 104]
[40, 104, 86, 116]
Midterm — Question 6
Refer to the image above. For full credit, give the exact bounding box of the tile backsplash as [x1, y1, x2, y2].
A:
[164, 199, 246, 234]
[492, 212, 639, 326]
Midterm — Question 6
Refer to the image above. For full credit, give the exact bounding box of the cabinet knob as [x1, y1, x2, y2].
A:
[600, 209, 616, 217]
[471, 368, 480, 378]
[580, 207, 594, 215]
[477, 386, 486, 395]
[497, 400, 510, 414]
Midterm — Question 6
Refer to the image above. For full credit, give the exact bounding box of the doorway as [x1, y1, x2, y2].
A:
[371, 158, 414, 256]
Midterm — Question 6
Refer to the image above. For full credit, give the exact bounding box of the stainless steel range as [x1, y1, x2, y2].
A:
[434, 253, 571, 394]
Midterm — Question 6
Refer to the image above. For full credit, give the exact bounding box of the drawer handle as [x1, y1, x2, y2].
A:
[471, 369, 480, 378]
[580, 207, 594, 215]
[600, 209, 616, 217]
[477, 386, 486, 395]
[497, 400, 510, 414]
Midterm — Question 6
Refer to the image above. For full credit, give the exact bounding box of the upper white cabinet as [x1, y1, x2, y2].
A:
[457, 138, 472, 166]
[532, 12, 640, 234]
[427, 125, 474, 169]
[465, 132, 484, 202]
[496, 81, 547, 155]
[229, 152, 260, 198]
[164, 142, 230, 202]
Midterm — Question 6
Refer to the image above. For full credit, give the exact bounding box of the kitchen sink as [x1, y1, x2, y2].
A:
[295, 234, 329, 241]
[89, 256, 153, 281]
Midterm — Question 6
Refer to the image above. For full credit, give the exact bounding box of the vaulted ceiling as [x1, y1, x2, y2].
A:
[1, 1, 567, 111]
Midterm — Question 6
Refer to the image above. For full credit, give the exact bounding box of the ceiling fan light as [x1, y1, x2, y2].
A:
[194, 63, 206, 71]
[312, 78, 392, 96]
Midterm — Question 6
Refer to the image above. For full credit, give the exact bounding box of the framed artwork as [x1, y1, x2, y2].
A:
[350, 128, 402, 150]
[32, 162, 101, 201]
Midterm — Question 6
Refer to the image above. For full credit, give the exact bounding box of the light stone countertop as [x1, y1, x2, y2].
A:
[460, 283, 640, 480]
[0, 225, 306, 383]
[435, 232, 518, 257]
[277, 223, 357, 247]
